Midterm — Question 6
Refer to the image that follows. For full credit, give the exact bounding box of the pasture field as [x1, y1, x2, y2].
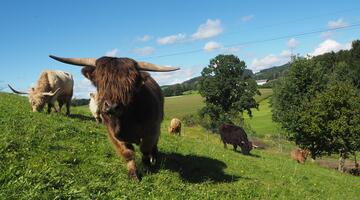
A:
[0, 92, 359, 199]
[163, 88, 273, 119]
[244, 98, 283, 138]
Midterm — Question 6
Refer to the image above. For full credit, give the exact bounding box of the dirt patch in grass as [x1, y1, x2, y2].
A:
[315, 159, 359, 176]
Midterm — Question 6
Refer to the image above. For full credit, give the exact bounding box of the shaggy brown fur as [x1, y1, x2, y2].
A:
[291, 148, 310, 164]
[168, 118, 181, 135]
[219, 123, 253, 155]
[81, 57, 164, 181]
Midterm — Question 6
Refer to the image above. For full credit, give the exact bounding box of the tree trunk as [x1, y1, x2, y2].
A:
[338, 153, 346, 172]
[355, 153, 359, 169]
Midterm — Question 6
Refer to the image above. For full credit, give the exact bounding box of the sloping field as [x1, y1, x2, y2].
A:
[164, 88, 273, 119]
[0, 92, 359, 199]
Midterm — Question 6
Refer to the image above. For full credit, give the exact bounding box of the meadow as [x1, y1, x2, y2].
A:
[0, 90, 359, 199]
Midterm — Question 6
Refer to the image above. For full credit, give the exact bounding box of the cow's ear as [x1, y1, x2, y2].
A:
[81, 66, 95, 81]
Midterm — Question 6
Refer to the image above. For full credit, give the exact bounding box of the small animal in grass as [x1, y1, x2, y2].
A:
[291, 148, 310, 164]
[168, 118, 181, 135]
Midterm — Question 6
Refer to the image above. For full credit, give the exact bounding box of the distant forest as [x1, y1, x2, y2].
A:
[161, 63, 291, 97]
[162, 69, 255, 97]
[253, 63, 290, 80]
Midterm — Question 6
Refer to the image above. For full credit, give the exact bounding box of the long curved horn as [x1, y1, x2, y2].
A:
[137, 61, 180, 72]
[8, 84, 28, 94]
[42, 88, 61, 97]
[49, 55, 96, 67]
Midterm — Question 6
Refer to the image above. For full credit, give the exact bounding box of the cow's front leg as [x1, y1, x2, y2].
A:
[47, 103, 58, 113]
[223, 142, 227, 149]
[140, 135, 159, 167]
[65, 101, 71, 115]
[106, 127, 139, 181]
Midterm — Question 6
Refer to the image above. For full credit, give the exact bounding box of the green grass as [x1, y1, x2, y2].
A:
[164, 94, 204, 119]
[255, 88, 273, 102]
[164, 88, 273, 120]
[0, 92, 359, 199]
[244, 98, 283, 138]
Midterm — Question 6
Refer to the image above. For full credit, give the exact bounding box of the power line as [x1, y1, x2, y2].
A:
[232, 7, 360, 33]
[141, 23, 360, 60]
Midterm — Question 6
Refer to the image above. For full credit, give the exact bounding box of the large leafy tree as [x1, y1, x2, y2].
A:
[297, 82, 360, 171]
[272, 40, 360, 170]
[198, 54, 259, 131]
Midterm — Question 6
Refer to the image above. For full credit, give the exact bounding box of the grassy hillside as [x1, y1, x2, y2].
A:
[0, 92, 359, 199]
[244, 99, 282, 137]
[163, 88, 273, 119]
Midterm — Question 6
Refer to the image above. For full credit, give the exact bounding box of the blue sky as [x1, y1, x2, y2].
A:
[1, 0, 359, 98]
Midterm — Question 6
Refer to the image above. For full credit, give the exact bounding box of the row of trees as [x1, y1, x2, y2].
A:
[162, 77, 200, 97]
[272, 40, 360, 171]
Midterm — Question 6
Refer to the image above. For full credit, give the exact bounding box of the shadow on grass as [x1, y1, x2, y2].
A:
[68, 114, 95, 121]
[226, 148, 261, 158]
[154, 152, 245, 183]
[247, 153, 261, 158]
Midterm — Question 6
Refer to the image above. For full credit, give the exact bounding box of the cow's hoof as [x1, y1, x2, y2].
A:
[150, 156, 156, 165]
[128, 171, 141, 182]
[142, 155, 156, 166]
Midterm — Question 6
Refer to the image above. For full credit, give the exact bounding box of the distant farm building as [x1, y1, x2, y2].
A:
[256, 79, 269, 85]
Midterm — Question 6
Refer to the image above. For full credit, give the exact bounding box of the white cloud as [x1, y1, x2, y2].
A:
[320, 31, 334, 39]
[204, 41, 222, 52]
[132, 46, 155, 56]
[328, 18, 349, 29]
[221, 46, 241, 54]
[320, 18, 348, 39]
[251, 50, 292, 72]
[105, 48, 119, 57]
[137, 35, 151, 42]
[310, 39, 350, 56]
[203, 41, 242, 54]
[192, 19, 223, 40]
[157, 33, 186, 45]
[241, 15, 255, 22]
[344, 42, 352, 50]
[151, 65, 201, 86]
[287, 38, 299, 49]
[251, 55, 281, 72]
[280, 50, 292, 57]
[74, 78, 96, 99]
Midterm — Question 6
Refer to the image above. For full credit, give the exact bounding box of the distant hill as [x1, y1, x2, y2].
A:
[162, 69, 253, 97]
[161, 63, 291, 96]
[254, 63, 290, 81]
[161, 76, 201, 97]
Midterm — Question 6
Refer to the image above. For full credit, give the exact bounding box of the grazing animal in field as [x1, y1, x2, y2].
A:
[291, 148, 310, 164]
[168, 118, 181, 135]
[8, 70, 74, 115]
[219, 123, 254, 155]
[89, 92, 102, 123]
[49, 55, 179, 181]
